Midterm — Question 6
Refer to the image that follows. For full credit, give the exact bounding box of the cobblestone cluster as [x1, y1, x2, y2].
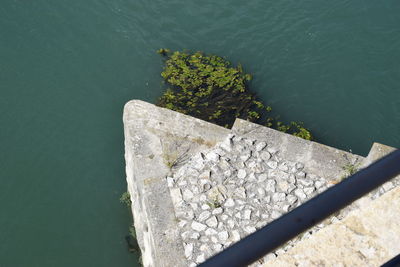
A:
[166, 134, 331, 266]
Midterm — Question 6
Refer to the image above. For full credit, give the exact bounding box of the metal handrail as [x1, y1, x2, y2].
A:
[199, 149, 400, 267]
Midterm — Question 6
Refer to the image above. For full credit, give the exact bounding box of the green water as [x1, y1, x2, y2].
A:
[1, 0, 399, 266]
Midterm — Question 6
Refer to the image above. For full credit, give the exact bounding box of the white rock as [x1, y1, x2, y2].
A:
[235, 212, 242, 219]
[300, 179, 314, 187]
[214, 244, 223, 252]
[240, 151, 251, 162]
[200, 244, 210, 253]
[264, 195, 271, 203]
[183, 189, 194, 201]
[196, 254, 205, 264]
[243, 209, 252, 220]
[178, 220, 187, 228]
[258, 173, 268, 182]
[199, 170, 211, 179]
[267, 161, 278, 169]
[211, 236, 219, 243]
[184, 243, 194, 259]
[271, 210, 282, 219]
[237, 169, 247, 179]
[220, 137, 233, 152]
[205, 228, 218, 236]
[224, 198, 235, 207]
[265, 180, 276, 192]
[257, 187, 266, 197]
[166, 177, 174, 187]
[212, 207, 223, 215]
[231, 230, 241, 242]
[296, 171, 306, 178]
[244, 226, 257, 234]
[221, 214, 229, 221]
[218, 231, 229, 241]
[227, 220, 235, 229]
[295, 162, 304, 170]
[235, 187, 247, 198]
[277, 180, 289, 192]
[255, 141, 267, 152]
[191, 221, 207, 231]
[190, 232, 200, 239]
[206, 151, 220, 162]
[294, 189, 307, 200]
[287, 195, 298, 205]
[260, 151, 271, 161]
[206, 216, 218, 228]
[315, 180, 325, 189]
[181, 231, 191, 240]
[382, 181, 395, 192]
[198, 211, 211, 221]
[199, 194, 207, 202]
[272, 192, 286, 202]
[201, 204, 211, 210]
[189, 262, 196, 267]
[304, 186, 315, 196]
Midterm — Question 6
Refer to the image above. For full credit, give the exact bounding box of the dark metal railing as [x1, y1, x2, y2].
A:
[199, 149, 400, 267]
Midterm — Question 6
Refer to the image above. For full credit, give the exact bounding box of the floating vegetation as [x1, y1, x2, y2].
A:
[157, 49, 313, 140]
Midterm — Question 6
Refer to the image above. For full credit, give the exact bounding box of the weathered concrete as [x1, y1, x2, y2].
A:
[123, 100, 229, 267]
[265, 186, 400, 267]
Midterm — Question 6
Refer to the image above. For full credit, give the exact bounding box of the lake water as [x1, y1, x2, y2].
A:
[1, 0, 399, 266]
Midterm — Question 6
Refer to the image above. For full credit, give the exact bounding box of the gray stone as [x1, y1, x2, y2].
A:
[191, 221, 207, 232]
[205, 228, 218, 236]
[258, 173, 268, 182]
[195, 254, 205, 264]
[198, 211, 211, 222]
[237, 169, 247, 179]
[224, 198, 235, 207]
[212, 207, 223, 215]
[184, 243, 193, 259]
[267, 161, 278, 169]
[294, 188, 307, 200]
[243, 209, 252, 220]
[182, 189, 194, 201]
[272, 192, 286, 202]
[265, 180, 276, 192]
[260, 151, 271, 161]
[206, 216, 218, 228]
[232, 230, 241, 242]
[218, 231, 229, 241]
[255, 141, 267, 152]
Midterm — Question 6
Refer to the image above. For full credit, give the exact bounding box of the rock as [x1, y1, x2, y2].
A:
[260, 151, 271, 161]
[244, 226, 257, 234]
[267, 161, 278, 169]
[287, 195, 298, 205]
[206, 216, 218, 228]
[214, 244, 223, 252]
[191, 221, 207, 231]
[382, 181, 394, 192]
[218, 231, 229, 241]
[304, 186, 315, 196]
[315, 180, 326, 189]
[258, 173, 268, 182]
[227, 220, 235, 229]
[178, 220, 187, 228]
[294, 188, 307, 200]
[184, 243, 193, 259]
[271, 210, 282, 219]
[195, 254, 205, 264]
[212, 207, 223, 215]
[296, 171, 306, 178]
[277, 180, 290, 192]
[183, 189, 194, 201]
[265, 180, 276, 192]
[295, 162, 304, 170]
[240, 151, 252, 162]
[232, 230, 241, 242]
[237, 169, 247, 179]
[257, 187, 265, 197]
[300, 179, 314, 187]
[206, 151, 220, 162]
[211, 236, 219, 243]
[243, 209, 252, 220]
[272, 192, 286, 202]
[198, 211, 211, 222]
[199, 170, 211, 180]
[190, 232, 200, 239]
[224, 198, 235, 207]
[234, 187, 247, 198]
[205, 228, 218, 236]
[166, 177, 174, 187]
[255, 141, 267, 152]
[220, 214, 229, 221]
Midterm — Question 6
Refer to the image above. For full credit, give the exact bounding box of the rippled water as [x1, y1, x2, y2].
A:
[1, 0, 399, 266]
